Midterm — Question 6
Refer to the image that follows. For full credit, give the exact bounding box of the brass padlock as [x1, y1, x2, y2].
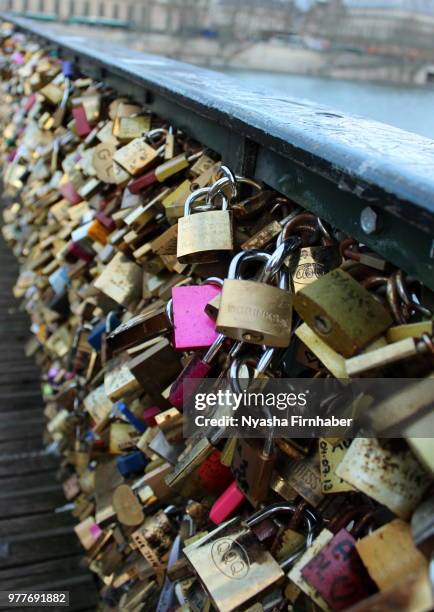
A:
[177, 186, 233, 264]
[217, 239, 300, 347]
[184, 502, 317, 612]
[294, 268, 393, 357]
[231, 434, 276, 507]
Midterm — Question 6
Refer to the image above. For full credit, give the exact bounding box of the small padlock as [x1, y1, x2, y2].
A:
[277, 212, 341, 293]
[184, 502, 317, 612]
[177, 184, 233, 264]
[231, 435, 276, 507]
[170, 277, 222, 351]
[169, 333, 227, 409]
[217, 239, 300, 347]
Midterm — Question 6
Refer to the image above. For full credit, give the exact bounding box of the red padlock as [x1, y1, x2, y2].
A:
[72, 106, 92, 138]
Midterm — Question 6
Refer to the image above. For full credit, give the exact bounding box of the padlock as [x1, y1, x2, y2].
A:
[335, 438, 429, 519]
[231, 435, 276, 507]
[177, 185, 233, 264]
[276, 213, 341, 293]
[72, 105, 92, 138]
[106, 305, 171, 355]
[240, 199, 300, 250]
[116, 450, 148, 478]
[127, 337, 182, 404]
[87, 311, 121, 352]
[356, 519, 428, 593]
[300, 528, 376, 610]
[113, 134, 160, 176]
[184, 502, 317, 612]
[217, 239, 300, 347]
[169, 333, 226, 409]
[209, 480, 246, 525]
[128, 150, 203, 194]
[171, 278, 222, 351]
[294, 268, 393, 357]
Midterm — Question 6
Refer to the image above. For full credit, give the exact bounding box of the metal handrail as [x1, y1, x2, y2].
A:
[2, 13, 434, 289]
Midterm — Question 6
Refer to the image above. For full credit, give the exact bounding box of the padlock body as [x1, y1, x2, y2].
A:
[232, 438, 276, 506]
[294, 268, 393, 357]
[172, 284, 221, 350]
[288, 245, 341, 293]
[169, 354, 212, 409]
[177, 210, 233, 264]
[184, 518, 284, 612]
[155, 154, 188, 182]
[216, 279, 292, 347]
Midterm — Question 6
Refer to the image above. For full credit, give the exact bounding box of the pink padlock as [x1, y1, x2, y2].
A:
[169, 334, 226, 409]
[72, 106, 92, 138]
[67, 241, 94, 263]
[143, 406, 161, 427]
[59, 181, 82, 205]
[209, 480, 246, 525]
[171, 281, 222, 351]
[12, 51, 24, 65]
[23, 94, 36, 113]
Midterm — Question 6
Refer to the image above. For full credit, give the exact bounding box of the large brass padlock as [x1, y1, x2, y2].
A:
[183, 502, 316, 612]
[177, 187, 233, 264]
[294, 268, 393, 357]
[216, 239, 300, 347]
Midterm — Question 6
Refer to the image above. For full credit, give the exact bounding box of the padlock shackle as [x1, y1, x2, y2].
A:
[229, 355, 256, 394]
[245, 502, 318, 570]
[184, 186, 229, 216]
[395, 269, 432, 318]
[227, 249, 270, 280]
[166, 298, 174, 326]
[203, 276, 224, 288]
[205, 176, 233, 211]
[229, 345, 275, 394]
[183, 187, 210, 217]
[207, 165, 238, 205]
[260, 237, 301, 285]
[203, 332, 226, 364]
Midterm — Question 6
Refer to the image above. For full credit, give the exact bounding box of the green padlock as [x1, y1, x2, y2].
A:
[294, 268, 393, 357]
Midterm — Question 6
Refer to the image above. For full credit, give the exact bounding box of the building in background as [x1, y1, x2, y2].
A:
[2, 0, 434, 82]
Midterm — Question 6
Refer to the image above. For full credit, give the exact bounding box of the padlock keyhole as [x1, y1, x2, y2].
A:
[314, 315, 332, 335]
[242, 332, 264, 342]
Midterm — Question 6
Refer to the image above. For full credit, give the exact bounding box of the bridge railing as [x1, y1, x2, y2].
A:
[3, 12, 434, 291]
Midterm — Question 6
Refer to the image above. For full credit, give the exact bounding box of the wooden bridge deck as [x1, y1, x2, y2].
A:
[0, 235, 97, 610]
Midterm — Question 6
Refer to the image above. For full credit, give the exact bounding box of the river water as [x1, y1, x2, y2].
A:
[222, 69, 434, 140]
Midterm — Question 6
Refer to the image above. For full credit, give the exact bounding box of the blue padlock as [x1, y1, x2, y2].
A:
[88, 312, 121, 352]
[116, 402, 146, 434]
[62, 60, 75, 79]
[116, 451, 148, 478]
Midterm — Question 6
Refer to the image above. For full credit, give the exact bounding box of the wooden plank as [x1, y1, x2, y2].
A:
[0, 509, 74, 537]
[0, 532, 82, 570]
[0, 423, 45, 443]
[0, 410, 45, 424]
[0, 470, 58, 495]
[0, 487, 65, 519]
[0, 554, 85, 580]
[0, 452, 58, 477]
[0, 437, 44, 454]
[0, 237, 97, 606]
